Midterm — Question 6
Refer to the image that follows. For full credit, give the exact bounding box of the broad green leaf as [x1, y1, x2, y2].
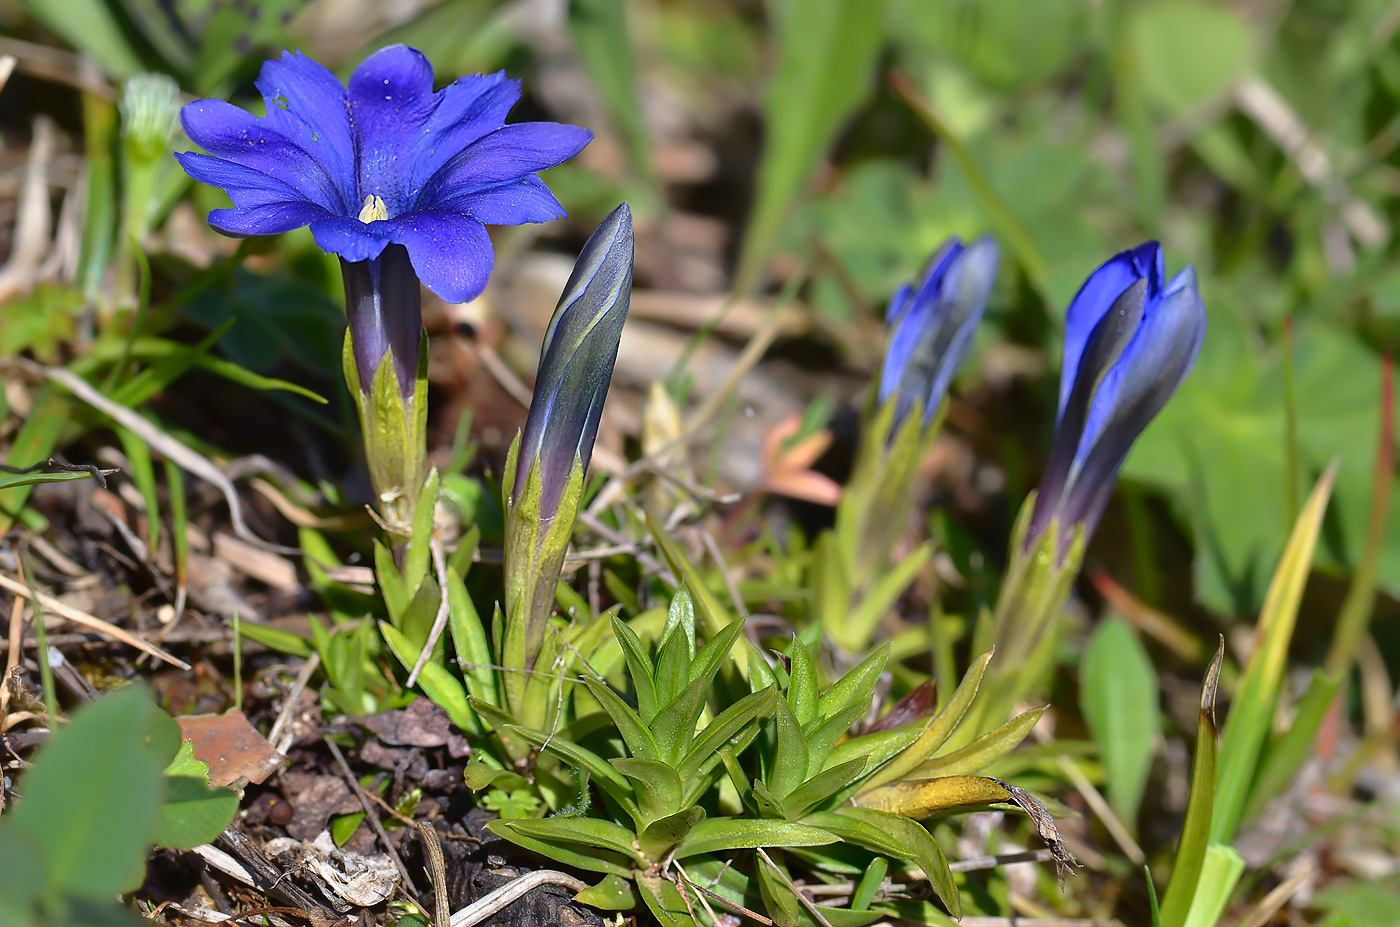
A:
[809, 808, 958, 918]
[1081, 618, 1160, 827]
[0, 828, 46, 920]
[612, 759, 683, 827]
[675, 818, 837, 858]
[21, 0, 145, 77]
[331, 812, 365, 847]
[9, 685, 167, 899]
[735, 0, 884, 291]
[153, 776, 239, 850]
[502, 723, 636, 813]
[1129, 0, 1257, 114]
[639, 807, 706, 861]
[575, 873, 639, 911]
[1212, 466, 1335, 844]
[678, 686, 777, 788]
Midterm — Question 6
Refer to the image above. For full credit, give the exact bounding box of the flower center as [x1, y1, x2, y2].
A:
[358, 194, 389, 223]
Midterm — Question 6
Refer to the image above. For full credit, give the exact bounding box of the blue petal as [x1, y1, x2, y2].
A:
[347, 45, 441, 216]
[309, 216, 393, 263]
[438, 175, 567, 224]
[910, 237, 963, 305]
[177, 151, 335, 235]
[883, 282, 913, 328]
[409, 72, 522, 196]
[1061, 271, 1206, 535]
[386, 210, 495, 304]
[418, 123, 593, 208]
[1057, 241, 1161, 422]
[181, 98, 347, 214]
[253, 51, 355, 214]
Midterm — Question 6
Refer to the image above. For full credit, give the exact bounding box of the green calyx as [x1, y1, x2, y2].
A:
[501, 430, 586, 713]
[342, 327, 429, 539]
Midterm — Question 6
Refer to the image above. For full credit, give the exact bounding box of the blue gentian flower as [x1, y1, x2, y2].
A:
[1028, 242, 1206, 553]
[176, 45, 592, 395]
[515, 202, 634, 520]
[879, 236, 999, 429]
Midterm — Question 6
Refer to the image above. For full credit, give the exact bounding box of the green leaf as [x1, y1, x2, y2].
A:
[818, 644, 889, 722]
[1080, 618, 1160, 827]
[567, 0, 657, 191]
[1180, 845, 1245, 927]
[856, 650, 993, 793]
[786, 639, 820, 728]
[574, 873, 639, 910]
[582, 675, 659, 761]
[735, 0, 885, 291]
[445, 555, 495, 717]
[612, 759, 683, 827]
[1247, 667, 1345, 819]
[1129, 0, 1257, 114]
[912, 706, 1045, 778]
[781, 757, 868, 819]
[766, 699, 812, 801]
[502, 723, 636, 813]
[0, 827, 46, 920]
[1212, 467, 1335, 844]
[20, 0, 145, 77]
[675, 818, 837, 859]
[809, 808, 958, 918]
[0, 465, 115, 491]
[1159, 639, 1224, 927]
[331, 812, 366, 847]
[489, 818, 643, 864]
[650, 674, 710, 764]
[153, 776, 239, 850]
[612, 615, 657, 720]
[9, 685, 167, 899]
[379, 622, 472, 731]
[678, 686, 777, 790]
[639, 806, 706, 861]
[486, 820, 636, 877]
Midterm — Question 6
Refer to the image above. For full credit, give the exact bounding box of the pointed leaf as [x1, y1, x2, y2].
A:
[818, 644, 889, 722]
[611, 615, 657, 721]
[675, 818, 837, 859]
[582, 675, 659, 761]
[487, 819, 637, 876]
[639, 806, 706, 861]
[787, 639, 820, 728]
[811, 808, 958, 918]
[913, 706, 1046, 778]
[781, 757, 869, 819]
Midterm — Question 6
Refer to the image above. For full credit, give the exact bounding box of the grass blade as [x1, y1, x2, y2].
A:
[1211, 463, 1336, 844]
[1158, 637, 1225, 927]
[1180, 845, 1245, 927]
[1081, 617, 1160, 828]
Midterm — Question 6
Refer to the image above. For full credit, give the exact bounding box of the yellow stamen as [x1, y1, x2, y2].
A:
[358, 194, 389, 223]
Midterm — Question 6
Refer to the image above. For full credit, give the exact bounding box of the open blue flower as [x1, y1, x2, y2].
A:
[176, 44, 592, 305]
[879, 236, 999, 429]
[1028, 242, 1206, 553]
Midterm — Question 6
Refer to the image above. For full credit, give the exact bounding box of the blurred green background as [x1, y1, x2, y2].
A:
[2, 0, 1395, 626]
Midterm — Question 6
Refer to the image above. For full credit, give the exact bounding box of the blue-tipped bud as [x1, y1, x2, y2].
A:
[514, 202, 634, 519]
[878, 236, 999, 428]
[1028, 242, 1206, 554]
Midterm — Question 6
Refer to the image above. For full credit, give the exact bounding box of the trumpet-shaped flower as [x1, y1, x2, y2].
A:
[879, 236, 999, 428]
[1028, 242, 1206, 553]
[177, 45, 591, 304]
